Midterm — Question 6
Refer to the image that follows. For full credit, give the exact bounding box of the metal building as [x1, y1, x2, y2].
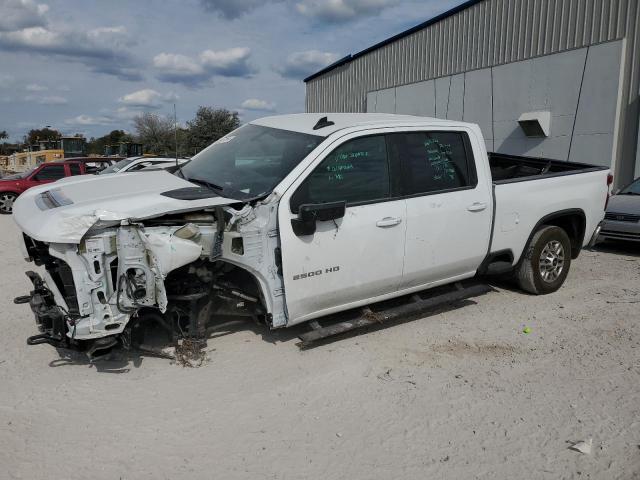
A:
[304, 0, 640, 186]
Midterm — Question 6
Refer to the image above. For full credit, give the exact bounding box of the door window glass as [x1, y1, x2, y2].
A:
[387, 131, 476, 195]
[32, 164, 66, 181]
[129, 162, 152, 171]
[68, 163, 81, 175]
[291, 135, 389, 212]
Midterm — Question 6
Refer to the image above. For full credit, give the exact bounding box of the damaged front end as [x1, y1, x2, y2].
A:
[15, 201, 287, 358]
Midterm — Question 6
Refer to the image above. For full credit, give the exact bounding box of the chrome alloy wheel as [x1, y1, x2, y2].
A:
[0, 193, 16, 214]
[538, 240, 565, 283]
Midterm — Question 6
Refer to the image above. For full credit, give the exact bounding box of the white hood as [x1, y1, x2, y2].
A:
[12, 171, 239, 243]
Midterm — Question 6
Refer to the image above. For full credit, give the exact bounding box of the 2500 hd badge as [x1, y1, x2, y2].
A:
[293, 266, 340, 281]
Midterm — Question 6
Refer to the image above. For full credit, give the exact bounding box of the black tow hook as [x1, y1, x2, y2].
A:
[14, 295, 32, 305]
[27, 333, 66, 347]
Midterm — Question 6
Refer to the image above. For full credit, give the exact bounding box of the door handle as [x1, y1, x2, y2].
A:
[376, 217, 402, 228]
[467, 202, 488, 212]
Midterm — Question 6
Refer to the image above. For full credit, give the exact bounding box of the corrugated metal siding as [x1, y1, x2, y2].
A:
[305, 0, 637, 114]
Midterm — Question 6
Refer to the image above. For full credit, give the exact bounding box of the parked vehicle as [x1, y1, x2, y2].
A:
[99, 157, 188, 175]
[11, 114, 611, 355]
[0, 160, 89, 214]
[64, 157, 119, 174]
[596, 176, 640, 243]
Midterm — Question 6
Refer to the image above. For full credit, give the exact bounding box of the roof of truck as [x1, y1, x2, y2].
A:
[250, 113, 471, 137]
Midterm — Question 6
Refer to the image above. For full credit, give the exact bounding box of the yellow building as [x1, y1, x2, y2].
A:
[7, 149, 64, 173]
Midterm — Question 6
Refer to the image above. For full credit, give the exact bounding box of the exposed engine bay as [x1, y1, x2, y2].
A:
[15, 200, 287, 359]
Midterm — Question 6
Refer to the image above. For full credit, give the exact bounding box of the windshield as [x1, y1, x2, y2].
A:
[179, 124, 323, 200]
[620, 177, 640, 195]
[99, 158, 136, 175]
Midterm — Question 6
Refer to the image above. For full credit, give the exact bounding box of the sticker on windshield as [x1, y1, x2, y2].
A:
[216, 135, 235, 144]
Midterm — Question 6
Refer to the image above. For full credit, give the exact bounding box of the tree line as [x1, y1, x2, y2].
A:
[0, 106, 240, 157]
[95, 106, 239, 157]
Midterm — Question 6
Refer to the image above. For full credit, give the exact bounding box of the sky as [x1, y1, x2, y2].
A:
[0, 0, 459, 141]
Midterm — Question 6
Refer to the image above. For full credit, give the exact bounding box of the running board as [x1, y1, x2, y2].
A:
[297, 282, 493, 348]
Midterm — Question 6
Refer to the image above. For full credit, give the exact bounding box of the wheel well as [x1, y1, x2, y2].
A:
[539, 211, 586, 259]
[515, 209, 586, 266]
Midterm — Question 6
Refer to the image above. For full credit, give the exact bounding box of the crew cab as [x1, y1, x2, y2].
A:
[0, 160, 88, 214]
[11, 114, 611, 355]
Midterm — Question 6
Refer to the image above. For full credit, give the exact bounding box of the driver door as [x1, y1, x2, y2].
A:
[278, 134, 406, 325]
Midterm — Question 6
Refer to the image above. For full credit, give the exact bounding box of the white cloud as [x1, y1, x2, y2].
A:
[198, 0, 398, 23]
[276, 50, 340, 79]
[296, 0, 399, 22]
[200, 47, 253, 76]
[199, 0, 273, 19]
[154, 47, 256, 86]
[153, 52, 207, 86]
[114, 106, 139, 120]
[24, 94, 67, 105]
[118, 88, 179, 108]
[0, 4, 142, 82]
[241, 98, 276, 111]
[0, 0, 48, 32]
[64, 114, 114, 126]
[25, 83, 47, 92]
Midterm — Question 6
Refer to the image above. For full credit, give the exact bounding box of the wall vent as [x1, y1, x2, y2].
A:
[518, 111, 551, 137]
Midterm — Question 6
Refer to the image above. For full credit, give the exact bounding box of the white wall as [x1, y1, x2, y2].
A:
[366, 40, 624, 167]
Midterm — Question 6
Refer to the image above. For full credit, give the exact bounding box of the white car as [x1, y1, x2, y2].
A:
[99, 156, 188, 175]
[12, 114, 611, 355]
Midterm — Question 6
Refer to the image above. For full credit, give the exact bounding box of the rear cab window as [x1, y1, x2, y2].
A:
[387, 131, 477, 196]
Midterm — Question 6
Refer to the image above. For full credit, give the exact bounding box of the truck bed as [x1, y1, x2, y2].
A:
[487, 152, 609, 267]
[489, 153, 607, 184]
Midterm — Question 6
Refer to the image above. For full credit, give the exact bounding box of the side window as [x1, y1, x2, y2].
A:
[129, 162, 152, 171]
[387, 131, 477, 196]
[33, 164, 66, 181]
[68, 163, 81, 176]
[290, 135, 390, 212]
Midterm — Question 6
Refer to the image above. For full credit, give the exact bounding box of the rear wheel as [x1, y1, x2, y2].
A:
[0, 192, 17, 214]
[516, 225, 572, 295]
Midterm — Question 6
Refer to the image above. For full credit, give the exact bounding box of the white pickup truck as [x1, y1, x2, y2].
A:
[12, 114, 611, 355]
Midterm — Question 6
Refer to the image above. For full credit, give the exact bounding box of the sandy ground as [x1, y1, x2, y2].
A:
[0, 215, 639, 480]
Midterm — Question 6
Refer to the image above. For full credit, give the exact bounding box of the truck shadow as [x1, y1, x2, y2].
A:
[45, 285, 494, 370]
[48, 348, 141, 373]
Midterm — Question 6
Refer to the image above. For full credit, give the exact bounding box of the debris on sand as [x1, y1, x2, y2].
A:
[569, 438, 593, 455]
[174, 339, 207, 367]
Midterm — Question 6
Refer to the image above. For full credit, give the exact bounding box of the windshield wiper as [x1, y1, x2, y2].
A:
[186, 177, 224, 192]
[620, 192, 640, 195]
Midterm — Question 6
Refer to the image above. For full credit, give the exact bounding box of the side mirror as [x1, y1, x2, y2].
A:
[291, 201, 346, 236]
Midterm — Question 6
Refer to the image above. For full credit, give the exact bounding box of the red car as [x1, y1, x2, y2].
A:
[0, 160, 89, 214]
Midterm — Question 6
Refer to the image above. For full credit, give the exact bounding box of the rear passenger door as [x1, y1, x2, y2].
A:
[68, 162, 82, 176]
[387, 130, 492, 289]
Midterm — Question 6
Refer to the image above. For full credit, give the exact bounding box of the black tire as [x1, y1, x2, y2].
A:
[515, 225, 572, 295]
[0, 192, 17, 214]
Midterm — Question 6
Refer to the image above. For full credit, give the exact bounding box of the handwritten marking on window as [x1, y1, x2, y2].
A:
[424, 139, 456, 181]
